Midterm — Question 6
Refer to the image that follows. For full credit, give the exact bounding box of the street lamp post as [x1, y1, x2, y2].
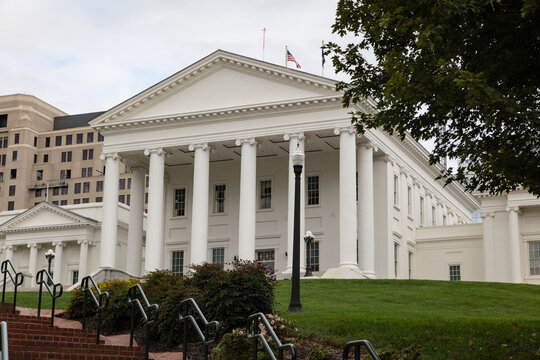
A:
[288, 145, 304, 313]
[45, 249, 55, 284]
[304, 231, 314, 277]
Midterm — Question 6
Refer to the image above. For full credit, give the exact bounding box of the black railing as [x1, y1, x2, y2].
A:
[81, 275, 110, 344]
[35, 269, 63, 327]
[1, 260, 24, 314]
[178, 298, 220, 360]
[247, 313, 296, 360]
[342, 340, 381, 360]
[128, 284, 159, 360]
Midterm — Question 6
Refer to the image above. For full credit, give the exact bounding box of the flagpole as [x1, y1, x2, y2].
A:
[321, 40, 325, 77]
[262, 27, 267, 61]
[285, 45, 288, 68]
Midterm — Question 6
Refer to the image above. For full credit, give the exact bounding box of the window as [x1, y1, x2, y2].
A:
[2, 137, 7, 148]
[172, 251, 184, 275]
[14, 133, 19, 144]
[308, 241, 320, 272]
[33, 137, 37, 147]
[256, 249, 275, 272]
[449, 265, 461, 281]
[74, 199, 81, 204]
[407, 186, 412, 216]
[420, 197, 425, 226]
[12, 151, 17, 161]
[393, 175, 399, 206]
[127, 194, 131, 205]
[0, 114, 7, 127]
[10, 169, 16, 179]
[74, 183, 81, 194]
[60, 200, 67, 206]
[53, 187, 59, 196]
[87, 167, 92, 177]
[307, 175, 320, 205]
[61, 151, 72, 162]
[82, 168, 87, 178]
[0, 172, 3, 182]
[212, 248, 225, 268]
[145, 192, 148, 204]
[82, 198, 89, 204]
[1, 154, 5, 166]
[34, 154, 37, 164]
[43, 154, 49, 163]
[119, 178, 126, 190]
[61, 186, 68, 195]
[127, 178, 131, 189]
[7, 201, 14, 211]
[35, 189, 42, 197]
[52, 201, 59, 205]
[96, 197, 102, 202]
[66, 135, 72, 145]
[214, 184, 226, 213]
[45, 137, 50, 148]
[87, 132, 94, 143]
[98, 133, 104, 141]
[432, 206, 436, 226]
[96, 181, 103, 192]
[37, 170, 43, 181]
[72, 270, 79, 285]
[394, 243, 399, 278]
[174, 188, 186, 216]
[529, 242, 540, 276]
[55, 136, 62, 146]
[76, 133, 83, 144]
[8, 185, 15, 196]
[259, 180, 272, 209]
[83, 182, 90, 193]
[82, 149, 94, 160]
[118, 194, 125, 203]
[60, 169, 71, 179]
[146, 176, 149, 187]
[408, 252, 413, 279]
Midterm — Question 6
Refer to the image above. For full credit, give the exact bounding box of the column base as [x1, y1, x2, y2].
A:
[281, 266, 306, 277]
[362, 270, 377, 279]
[321, 266, 368, 279]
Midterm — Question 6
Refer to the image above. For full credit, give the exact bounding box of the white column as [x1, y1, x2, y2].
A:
[482, 212, 495, 281]
[357, 141, 376, 277]
[77, 239, 89, 279]
[99, 152, 120, 268]
[52, 241, 64, 284]
[236, 138, 257, 261]
[283, 133, 305, 274]
[144, 148, 166, 273]
[334, 127, 358, 267]
[189, 143, 211, 264]
[27, 243, 38, 287]
[507, 207, 522, 283]
[126, 167, 145, 276]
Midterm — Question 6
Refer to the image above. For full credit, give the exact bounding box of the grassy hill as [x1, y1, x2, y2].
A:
[275, 279, 540, 359]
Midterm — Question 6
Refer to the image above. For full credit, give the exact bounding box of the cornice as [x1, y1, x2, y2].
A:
[0, 223, 97, 234]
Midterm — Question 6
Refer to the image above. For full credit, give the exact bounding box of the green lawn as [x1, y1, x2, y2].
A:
[275, 279, 540, 359]
[2, 291, 72, 310]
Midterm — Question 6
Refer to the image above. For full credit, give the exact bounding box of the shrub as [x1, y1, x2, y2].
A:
[309, 346, 333, 360]
[211, 329, 275, 360]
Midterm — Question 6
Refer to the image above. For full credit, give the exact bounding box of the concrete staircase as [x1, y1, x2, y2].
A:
[0, 303, 146, 359]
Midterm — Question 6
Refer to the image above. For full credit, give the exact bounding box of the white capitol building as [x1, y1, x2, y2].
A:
[1, 51, 538, 286]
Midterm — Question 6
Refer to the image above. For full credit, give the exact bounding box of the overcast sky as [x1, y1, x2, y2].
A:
[0, 0, 355, 114]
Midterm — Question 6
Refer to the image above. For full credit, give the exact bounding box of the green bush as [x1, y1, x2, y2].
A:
[211, 329, 275, 360]
[309, 346, 333, 360]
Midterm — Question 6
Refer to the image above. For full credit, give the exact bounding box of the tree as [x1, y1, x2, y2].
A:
[327, 0, 540, 196]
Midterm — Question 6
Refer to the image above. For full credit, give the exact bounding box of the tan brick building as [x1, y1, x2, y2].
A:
[0, 94, 136, 211]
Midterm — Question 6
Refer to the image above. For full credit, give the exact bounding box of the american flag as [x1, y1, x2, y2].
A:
[287, 50, 301, 69]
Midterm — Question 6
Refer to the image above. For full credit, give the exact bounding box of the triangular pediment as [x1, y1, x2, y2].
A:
[90, 50, 340, 126]
[0, 202, 97, 232]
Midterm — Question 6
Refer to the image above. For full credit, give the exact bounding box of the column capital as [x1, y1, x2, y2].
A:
[144, 147, 166, 156]
[100, 152, 121, 161]
[506, 206, 520, 214]
[188, 142, 211, 151]
[77, 239, 94, 246]
[334, 126, 356, 135]
[412, 177, 420, 186]
[481, 211, 495, 219]
[357, 140, 378, 152]
[383, 155, 395, 165]
[27, 243, 39, 249]
[235, 137, 257, 146]
[283, 132, 305, 141]
[399, 165, 408, 177]
[52, 241, 66, 248]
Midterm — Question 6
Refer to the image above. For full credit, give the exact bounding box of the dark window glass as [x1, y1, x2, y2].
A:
[98, 133, 104, 141]
[35, 189, 42, 197]
[127, 194, 130, 205]
[52, 201, 59, 205]
[74, 183, 81, 194]
[82, 198, 89, 204]
[1, 154, 5, 166]
[37, 170, 43, 180]
[96, 181, 103, 192]
[87, 167, 92, 177]
[83, 182, 90, 193]
[8, 185, 15, 196]
[174, 188, 186, 216]
[12, 151, 17, 161]
[0, 114, 7, 128]
[61, 186, 68, 195]
[127, 178, 131, 189]
[10, 169, 16, 179]
[45, 137, 50, 147]
[119, 178, 126, 190]
[118, 194, 125, 203]
[66, 135, 72, 145]
[7, 201, 14, 211]
[82, 150, 87, 160]
[33, 137, 37, 147]
[34, 154, 37, 164]
[74, 199, 81, 205]
[60, 200, 67, 206]
[2, 137, 7, 148]
[67, 151, 72, 161]
[76, 133, 83, 144]
[14, 134, 19, 144]
[43, 154, 49, 163]
[88, 149, 93, 160]
[82, 168, 86, 177]
[145, 192, 148, 204]
[0, 172, 3, 181]
[87, 132, 94, 143]
[53, 187, 59, 196]
[96, 197, 102, 202]
[55, 136, 62, 146]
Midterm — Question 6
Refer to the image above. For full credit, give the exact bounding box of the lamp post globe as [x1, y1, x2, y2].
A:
[45, 249, 55, 275]
[288, 145, 304, 313]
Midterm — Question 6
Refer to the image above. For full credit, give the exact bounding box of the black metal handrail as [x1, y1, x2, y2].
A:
[247, 312, 296, 360]
[127, 284, 159, 360]
[178, 298, 220, 360]
[342, 340, 381, 360]
[1, 260, 24, 314]
[35, 269, 63, 327]
[81, 275, 109, 344]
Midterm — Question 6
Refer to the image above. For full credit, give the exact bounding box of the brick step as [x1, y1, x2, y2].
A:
[7, 331, 105, 345]
[5, 323, 100, 340]
[9, 345, 145, 360]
